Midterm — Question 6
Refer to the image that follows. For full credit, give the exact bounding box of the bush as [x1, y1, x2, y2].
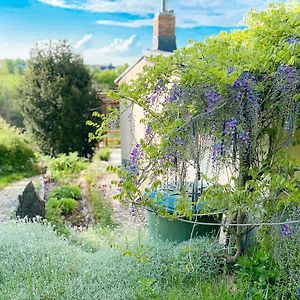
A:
[46, 198, 78, 217]
[45, 197, 78, 236]
[93, 148, 111, 161]
[49, 185, 81, 201]
[44, 152, 87, 180]
[0, 118, 36, 176]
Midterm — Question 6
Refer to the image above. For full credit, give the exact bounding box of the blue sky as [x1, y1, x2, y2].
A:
[0, 0, 285, 65]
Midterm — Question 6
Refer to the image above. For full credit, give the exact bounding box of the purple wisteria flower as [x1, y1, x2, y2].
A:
[135, 196, 142, 204]
[145, 125, 152, 139]
[146, 80, 166, 105]
[225, 117, 237, 133]
[130, 144, 141, 163]
[281, 222, 293, 237]
[212, 142, 222, 163]
[233, 73, 249, 89]
[119, 176, 125, 184]
[126, 144, 143, 177]
[233, 73, 260, 105]
[275, 65, 298, 87]
[204, 90, 219, 113]
[238, 131, 249, 145]
[108, 120, 116, 129]
[166, 83, 184, 103]
[286, 36, 300, 44]
[130, 203, 136, 215]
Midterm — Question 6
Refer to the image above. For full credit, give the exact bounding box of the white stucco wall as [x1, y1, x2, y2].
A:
[117, 56, 150, 164]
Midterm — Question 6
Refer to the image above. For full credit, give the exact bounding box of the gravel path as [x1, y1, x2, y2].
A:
[0, 177, 39, 222]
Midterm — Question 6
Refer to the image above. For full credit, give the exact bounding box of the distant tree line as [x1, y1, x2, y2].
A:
[0, 59, 26, 75]
[91, 64, 128, 92]
[0, 59, 25, 127]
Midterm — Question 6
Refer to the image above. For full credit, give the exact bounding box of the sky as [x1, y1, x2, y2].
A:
[0, 0, 285, 66]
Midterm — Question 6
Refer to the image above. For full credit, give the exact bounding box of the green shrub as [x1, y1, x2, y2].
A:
[46, 198, 78, 217]
[49, 185, 81, 201]
[45, 197, 78, 236]
[93, 148, 111, 161]
[235, 249, 279, 299]
[0, 118, 36, 175]
[44, 152, 87, 179]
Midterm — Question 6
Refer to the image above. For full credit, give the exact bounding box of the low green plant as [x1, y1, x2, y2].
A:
[235, 249, 279, 299]
[44, 152, 87, 180]
[0, 118, 37, 187]
[49, 185, 81, 201]
[93, 148, 111, 161]
[84, 169, 113, 227]
[46, 198, 78, 217]
[89, 185, 113, 227]
[45, 197, 78, 236]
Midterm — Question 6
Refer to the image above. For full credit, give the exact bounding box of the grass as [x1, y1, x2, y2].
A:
[84, 170, 114, 227]
[89, 185, 113, 226]
[0, 169, 39, 190]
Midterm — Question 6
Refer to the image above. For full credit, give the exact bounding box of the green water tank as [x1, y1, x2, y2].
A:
[147, 210, 221, 242]
[147, 185, 221, 242]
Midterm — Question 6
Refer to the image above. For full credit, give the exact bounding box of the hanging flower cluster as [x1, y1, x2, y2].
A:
[286, 36, 300, 44]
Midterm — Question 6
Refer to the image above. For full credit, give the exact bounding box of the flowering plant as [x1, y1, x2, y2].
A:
[103, 2, 300, 263]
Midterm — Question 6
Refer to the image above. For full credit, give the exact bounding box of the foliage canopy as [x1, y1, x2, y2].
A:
[20, 40, 98, 156]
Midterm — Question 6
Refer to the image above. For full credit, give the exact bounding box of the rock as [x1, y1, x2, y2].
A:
[16, 182, 45, 220]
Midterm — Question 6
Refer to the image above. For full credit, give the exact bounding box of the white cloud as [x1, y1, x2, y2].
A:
[82, 35, 137, 64]
[96, 19, 152, 28]
[38, 0, 283, 27]
[100, 35, 136, 54]
[74, 34, 92, 49]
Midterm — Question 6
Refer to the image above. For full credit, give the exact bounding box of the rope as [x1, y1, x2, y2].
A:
[176, 217, 300, 227]
[147, 209, 300, 227]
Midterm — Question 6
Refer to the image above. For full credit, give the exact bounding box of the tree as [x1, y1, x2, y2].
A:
[20, 40, 98, 156]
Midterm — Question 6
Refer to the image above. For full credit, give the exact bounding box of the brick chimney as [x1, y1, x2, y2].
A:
[153, 1, 177, 52]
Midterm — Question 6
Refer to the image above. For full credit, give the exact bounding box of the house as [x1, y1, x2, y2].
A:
[115, 0, 177, 165]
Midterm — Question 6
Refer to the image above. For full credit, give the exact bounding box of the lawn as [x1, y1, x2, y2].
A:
[0, 170, 39, 190]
